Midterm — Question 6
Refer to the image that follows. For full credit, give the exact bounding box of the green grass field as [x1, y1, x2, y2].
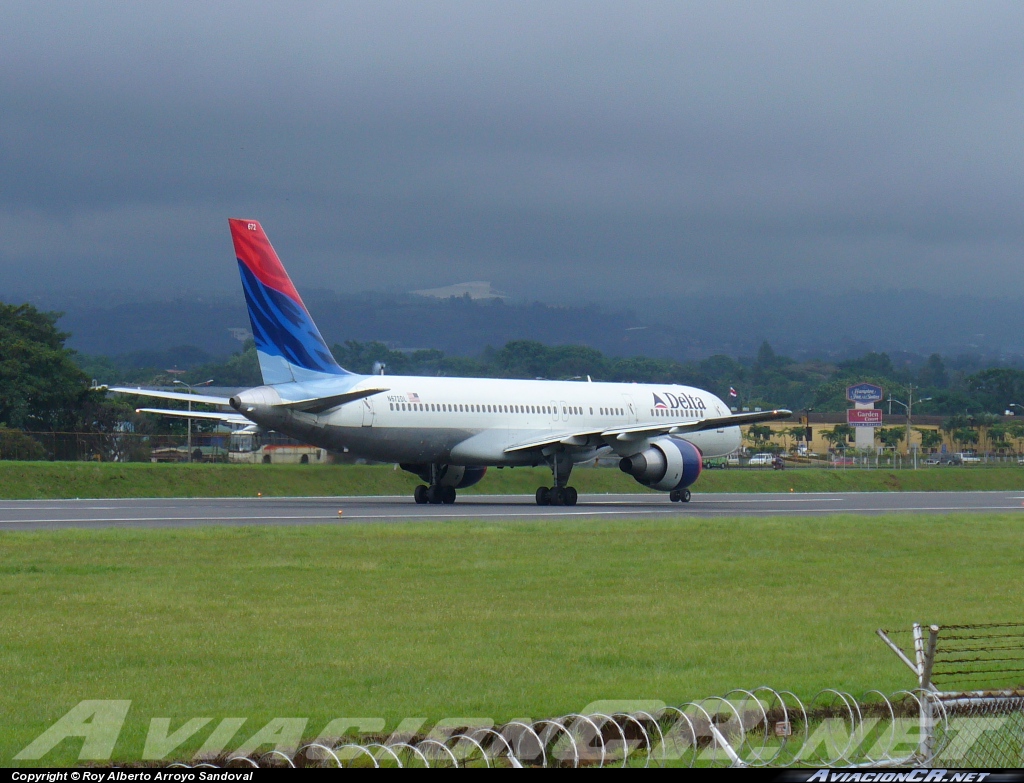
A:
[1, 461, 1023, 499]
[2, 512, 1023, 765]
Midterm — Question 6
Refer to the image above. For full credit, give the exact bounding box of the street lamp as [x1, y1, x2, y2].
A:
[173, 379, 214, 463]
[887, 386, 932, 469]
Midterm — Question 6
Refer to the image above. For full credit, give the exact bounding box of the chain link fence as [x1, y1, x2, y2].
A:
[0, 431, 231, 463]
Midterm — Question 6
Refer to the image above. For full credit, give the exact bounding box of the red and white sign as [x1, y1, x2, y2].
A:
[848, 408, 882, 427]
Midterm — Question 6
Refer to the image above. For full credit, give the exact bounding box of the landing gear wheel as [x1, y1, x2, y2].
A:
[441, 486, 457, 504]
[427, 485, 442, 504]
[669, 489, 681, 502]
[681, 489, 691, 503]
[414, 485, 429, 504]
[563, 487, 578, 506]
[550, 487, 565, 506]
[535, 487, 551, 506]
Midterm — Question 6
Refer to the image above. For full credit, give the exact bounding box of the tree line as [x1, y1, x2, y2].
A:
[7, 300, 1024, 444]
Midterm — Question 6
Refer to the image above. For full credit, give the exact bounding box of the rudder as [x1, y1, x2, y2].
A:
[229, 219, 349, 385]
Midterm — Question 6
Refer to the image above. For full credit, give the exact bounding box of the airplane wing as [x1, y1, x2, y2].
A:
[135, 408, 251, 424]
[105, 386, 233, 406]
[601, 408, 793, 440]
[504, 408, 792, 453]
[503, 429, 602, 454]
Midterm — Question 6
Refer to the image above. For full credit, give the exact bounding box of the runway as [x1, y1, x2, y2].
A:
[1, 491, 1023, 530]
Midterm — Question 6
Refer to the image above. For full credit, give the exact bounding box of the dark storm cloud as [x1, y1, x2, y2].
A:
[1, 1, 1023, 300]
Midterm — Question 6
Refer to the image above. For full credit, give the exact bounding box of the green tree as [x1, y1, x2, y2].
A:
[966, 369, 1024, 414]
[918, 354, 949, 389]
[779, 425, 807, 452]
[837, 352, 896, 379]
[821, 424, 854, 451]
[0, 303, 95, 430]
[0, 426, 47, 460]
[915, 428, 944, 451]
[745, 424, 773, 449]
[877, 426, 907, 451]
[941, 414, 970, 443]
[1008, 422, 1024, 454]
[952, 428, 979, 451]
[986, 423, 1009, 453]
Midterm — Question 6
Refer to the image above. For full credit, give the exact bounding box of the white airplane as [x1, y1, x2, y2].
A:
[112, 219, 790, 506]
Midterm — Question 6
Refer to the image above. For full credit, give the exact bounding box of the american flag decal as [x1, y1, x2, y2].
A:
[408, 392, 420, 403]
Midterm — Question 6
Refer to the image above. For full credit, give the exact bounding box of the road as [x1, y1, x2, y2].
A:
[1, 491, 1023, 530]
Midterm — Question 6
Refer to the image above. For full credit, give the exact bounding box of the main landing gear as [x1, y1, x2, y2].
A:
[535, 486, 577, 506]
[414, 484, 457, 504]
[535, 451, 578, 505]
[669, 488, 691, 503]
[413, 465, 457, 504]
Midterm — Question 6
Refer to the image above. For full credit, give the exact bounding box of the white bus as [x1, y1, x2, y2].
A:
[228, 430, 328, 464]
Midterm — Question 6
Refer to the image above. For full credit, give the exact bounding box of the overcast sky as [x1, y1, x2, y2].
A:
[2, 2, 1023, 302]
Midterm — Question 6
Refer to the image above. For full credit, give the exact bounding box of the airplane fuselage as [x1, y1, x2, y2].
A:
[232, 374, 742, 466]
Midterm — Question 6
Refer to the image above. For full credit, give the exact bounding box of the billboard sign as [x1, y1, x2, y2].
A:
[848, 408, 883, 427]
[847, 383, 884, 404]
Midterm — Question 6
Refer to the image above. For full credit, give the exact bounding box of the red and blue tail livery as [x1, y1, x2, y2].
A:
[229, 219, 350, 385]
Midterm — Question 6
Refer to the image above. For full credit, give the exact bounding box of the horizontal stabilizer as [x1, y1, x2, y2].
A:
[107, 387, 233, 407]
[275, 387, 389, 414]
[135, 408, 250, 424]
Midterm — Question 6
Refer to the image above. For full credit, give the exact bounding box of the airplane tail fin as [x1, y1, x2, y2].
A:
[229, 219, 351, 385]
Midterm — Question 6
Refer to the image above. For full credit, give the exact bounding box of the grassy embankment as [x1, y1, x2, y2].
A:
[0, 461, 1023, 499]
[1, 512, 1022, 764]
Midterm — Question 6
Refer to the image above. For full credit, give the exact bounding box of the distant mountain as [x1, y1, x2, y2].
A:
[28, 288, 1024, 365]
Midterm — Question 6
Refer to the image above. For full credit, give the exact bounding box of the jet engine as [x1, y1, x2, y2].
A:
[618, 437, 702, 491]
[401, 464, 488, 488]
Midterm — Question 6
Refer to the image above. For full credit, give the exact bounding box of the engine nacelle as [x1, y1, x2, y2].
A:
[618, 438, 702, 491]
[400, 464, 488, 489]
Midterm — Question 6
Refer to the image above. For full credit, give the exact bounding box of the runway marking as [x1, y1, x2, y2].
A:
[589, 497, 847, 504]
[3, 505, 1023, 526]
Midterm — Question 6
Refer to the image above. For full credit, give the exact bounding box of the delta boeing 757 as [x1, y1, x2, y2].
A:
[112, 219, 790, 506]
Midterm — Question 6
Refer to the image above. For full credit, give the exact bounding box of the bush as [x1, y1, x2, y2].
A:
[0, 427, 47, 460]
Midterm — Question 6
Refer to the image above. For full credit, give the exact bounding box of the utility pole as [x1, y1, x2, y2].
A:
[887, 387, 931, 469]
[907, 384, 914, 459]
[174, 379, 214, 463]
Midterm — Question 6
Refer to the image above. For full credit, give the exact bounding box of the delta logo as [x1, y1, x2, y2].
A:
[653, 392, 706, 410]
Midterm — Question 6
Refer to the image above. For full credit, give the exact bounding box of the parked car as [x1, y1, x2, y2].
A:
[703, 457, 729, 469]
[1018, 456, 1024, 466]
[831, 456, 856, 466]
[956, 453, 982, 464]
[925, 454, 962, 466]
[747, 453, 775, 466]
